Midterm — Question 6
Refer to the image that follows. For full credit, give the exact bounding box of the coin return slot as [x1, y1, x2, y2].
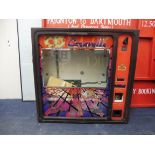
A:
[112, 110, 122, 117]
[115, 84, 126, 88]
[117, 78, 125, 81]
[114, 93, 123, 102]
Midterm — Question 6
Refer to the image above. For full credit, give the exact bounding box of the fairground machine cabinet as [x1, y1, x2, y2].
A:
[32, 28, 139, 123]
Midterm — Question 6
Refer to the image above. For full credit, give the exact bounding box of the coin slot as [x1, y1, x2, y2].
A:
[114, 93, 123, 102]
[115, 84, 126, 88]
[117, 78, 125, 81]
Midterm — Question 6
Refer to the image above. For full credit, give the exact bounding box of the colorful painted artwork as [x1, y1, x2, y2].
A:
[39, 35, 113, 50]
[43, 87, 109, 118]
[44, 36, 65, 48]
[39, 35, 113, 119]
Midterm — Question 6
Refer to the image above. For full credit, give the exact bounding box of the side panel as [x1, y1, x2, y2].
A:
[112, 35, 132, 121]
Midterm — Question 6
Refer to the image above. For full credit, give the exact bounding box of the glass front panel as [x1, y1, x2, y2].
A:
[42, 49, 110, 88]
[39, 35, 113, 119]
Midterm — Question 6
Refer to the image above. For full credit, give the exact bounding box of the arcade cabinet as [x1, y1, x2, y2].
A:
[32, 28, 139, 123]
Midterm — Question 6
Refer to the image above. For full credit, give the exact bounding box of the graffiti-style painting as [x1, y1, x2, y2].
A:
[39, 35, 113, 119]
[43, 88, 109, 118]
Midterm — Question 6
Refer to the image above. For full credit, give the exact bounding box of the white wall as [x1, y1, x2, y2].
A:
[18, 19, 42, 101]
[0, 19, 21, 99]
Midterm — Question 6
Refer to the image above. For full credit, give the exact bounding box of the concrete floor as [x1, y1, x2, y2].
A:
[0, 99, 155, 135]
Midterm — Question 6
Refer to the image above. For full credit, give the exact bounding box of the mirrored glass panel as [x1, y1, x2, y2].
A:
[42, 49, 110, 88]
